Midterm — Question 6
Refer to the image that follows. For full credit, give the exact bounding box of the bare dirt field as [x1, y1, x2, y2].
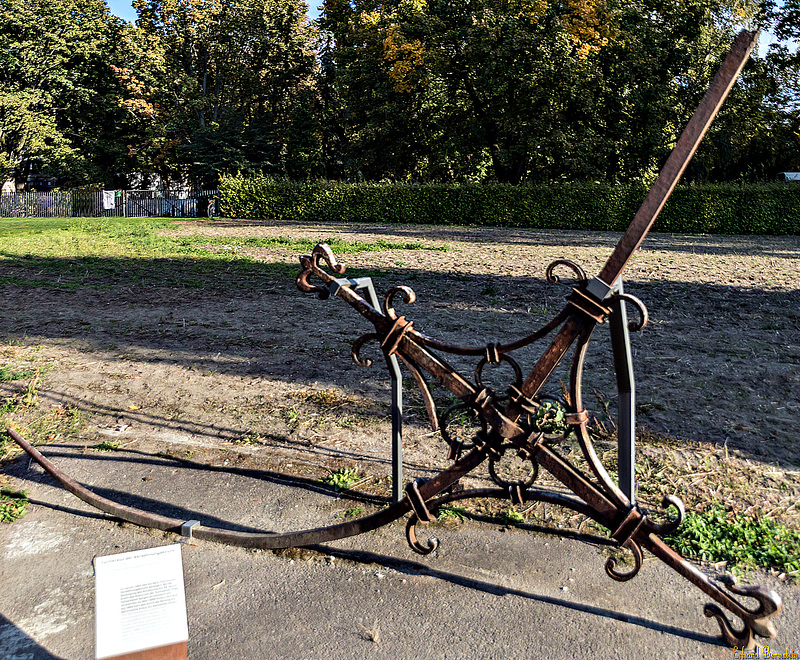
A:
[1, 219, 799, 530]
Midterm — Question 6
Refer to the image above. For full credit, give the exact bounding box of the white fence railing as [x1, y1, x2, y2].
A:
[0, 190, 219, 218]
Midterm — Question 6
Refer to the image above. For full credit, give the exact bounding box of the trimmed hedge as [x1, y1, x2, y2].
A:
[220, 176, 800, 235]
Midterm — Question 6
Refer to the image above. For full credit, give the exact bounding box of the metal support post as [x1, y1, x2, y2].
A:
[608, 280, 636, 503]
[330, 277, 404, 503]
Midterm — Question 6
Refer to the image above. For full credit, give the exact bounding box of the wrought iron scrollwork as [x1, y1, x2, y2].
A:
[611, 292, 649, 332]
[384, 285, 416, 319]
[6, 32, 778, 652]
[14, 230, 782, 650]
[406, 515, 440, 555]
[474, 352, 523, 401]
[487, 444, 539, 490]
[405, 479, 441, 554]
[297, 243, 346, 299]
[605, 539, 644, 582]
[546, 259, 588, 284]
[703, 576, 781, 649]
[645, 495, 685, 536]
[351, 332, 380, 367]
[439, 403, 486, 461]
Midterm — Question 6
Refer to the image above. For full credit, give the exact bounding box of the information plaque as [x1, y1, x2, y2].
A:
[95, 544, 189, 660]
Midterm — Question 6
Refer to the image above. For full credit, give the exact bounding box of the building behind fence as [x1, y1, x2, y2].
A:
[0, 190, 219, 218]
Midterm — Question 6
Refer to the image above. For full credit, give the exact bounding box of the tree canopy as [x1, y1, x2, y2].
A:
[0, 0, 797, 188]
[0, 0, 128, 186]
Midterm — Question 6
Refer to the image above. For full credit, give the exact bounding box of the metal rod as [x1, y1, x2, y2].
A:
[608, 281, 636, 503]
[388, 357, 403, 503]
[596, 29, 759, 289]
[331, 277, 404, 503]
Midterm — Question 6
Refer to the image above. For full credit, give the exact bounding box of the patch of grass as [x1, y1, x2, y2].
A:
[0, 217, 88, 237]
[338, 507, 365, 519]
[1, 405, 85, 460]
[0, 218, 450, 294]
[630, 428, 800, 534]
[0, 364, 45, 413]
[373, 475, 393, 493]
[666, 505, 800, 578]
[0, 487, 29, 523]
[20, 368, 41, 407]
[0, 216, 301, 292]
[321, 467, 360, 492]
[189, 235, 448, 254]
[0, 365, 37, 382]
[282, 387, 385, 433]
[301, 388, 356, 407]
[233, 431, 262, 445]
[438, 506, 469, 521]
[0, 248, 299, 292]
[94, 440, 121, 452]
[503, 507, 525, 526]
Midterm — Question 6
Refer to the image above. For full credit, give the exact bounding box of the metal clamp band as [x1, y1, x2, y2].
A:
[181, 520, 201, 538]
[381, 316, 414, 356]
[611, 508, 645, 547]
[404, 480, 436, 523]
[568, 288, 612, 323]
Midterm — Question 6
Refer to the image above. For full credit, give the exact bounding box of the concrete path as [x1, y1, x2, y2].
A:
[2, 440, 798, 660]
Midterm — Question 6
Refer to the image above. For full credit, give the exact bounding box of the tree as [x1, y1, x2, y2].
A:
[0, 0, 128, 187]
[115, 0, 321, 186]
[319, 0, 767, 183]
[321, 0, 615, 183]
[759, 0, 800, 174]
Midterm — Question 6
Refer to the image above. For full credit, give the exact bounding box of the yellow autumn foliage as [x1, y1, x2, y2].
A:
[507, 0, 548, 21]
[563, 0, 614, 59]
[383, 25, 426, 93]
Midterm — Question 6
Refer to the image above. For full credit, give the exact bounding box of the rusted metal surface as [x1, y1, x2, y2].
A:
[290, 28, 781, 650]
[5, 28, 780, 651]
[6, 427, 487, 549]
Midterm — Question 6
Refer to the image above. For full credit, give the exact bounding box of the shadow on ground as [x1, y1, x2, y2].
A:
[0, 613, 68, 660]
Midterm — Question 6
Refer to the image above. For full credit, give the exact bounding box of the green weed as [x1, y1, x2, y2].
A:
[1, 405, 84, 461]
[0, 487, 29, 523]
[0, 366, 37, 382]
[321, 467, 360, 492]
[534, 401, 568, 434]
[666, 505, 800, 578]
[233, 432, 261, 445]
[438, 506, 469, 521]
[338, 507, 365, 519]
[503, 508, 525, 526]
[94, 440, 121, 451]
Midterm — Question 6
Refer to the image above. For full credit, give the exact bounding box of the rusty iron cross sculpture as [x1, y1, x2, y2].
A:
[6, 30, 782, 650]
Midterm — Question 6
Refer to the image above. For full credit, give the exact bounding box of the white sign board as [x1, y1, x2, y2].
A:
[102, 190, 116, 210]
[95, 544, 189, 659]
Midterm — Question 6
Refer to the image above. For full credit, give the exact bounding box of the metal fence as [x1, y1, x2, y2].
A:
[0, 191, 73, 217]
[124, 190, 219, 218]
[0, 190, 219, 218]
